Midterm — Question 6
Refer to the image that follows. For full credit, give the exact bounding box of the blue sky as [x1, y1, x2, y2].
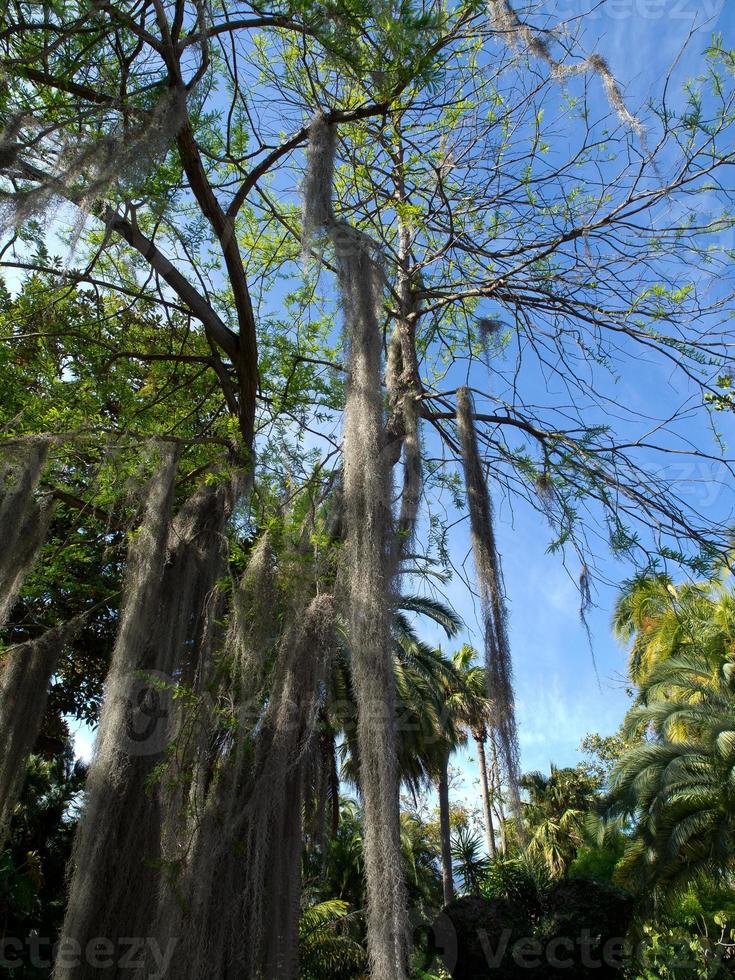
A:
[414, 0, 735, 813]
[508, 0, 734, 759]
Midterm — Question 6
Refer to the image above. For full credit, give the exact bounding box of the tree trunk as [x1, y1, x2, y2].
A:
[438, 753, 454, 906]
[329, 733, 340, 838]
[475, 735, 497, 860]
[490, 737, 508, 857]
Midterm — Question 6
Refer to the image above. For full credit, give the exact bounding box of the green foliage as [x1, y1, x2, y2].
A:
[581, 732, 631, 785]
[0, 274, 225, 444]
[482, 857, 552, 926]
[632, 882, 735, 980]
[568, 837, 626, 884]
[2, 0, 735, 972]
[520, 764, 602, 877]
[400, 811, 443, 911]
[306, 800, 446, 972]
[315, 801, 366, 911]
[632, 920, 732, 979]
[607, 647, 735, 900]
[336, 594, 468, 794]
[613, 565, 735, 691]
[450, 825, 489, 897]
[0, 745, 85, 975]
[299, 899, 366, 980]
[630, 882, 735, 978]
[704, 374, 735, 412]
[0, 275, 234, 721]
[606, 569, 735, 910]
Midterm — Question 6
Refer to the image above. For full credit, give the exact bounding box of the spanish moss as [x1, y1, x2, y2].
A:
[304, 111, 409, 980]
[229, 531, 278, 700]
[489, 0, 643, 134]
[242, 592, 335, 978]
[386, 326, 423, 570]
[163, 589, 335, 980]
[0, 613, 88, 849]
[456, 387, 523, 823]
[0, 88, 189, 232]
[54, 444, 180, 979]
[0, 437, 51, 628]
[394, 379, 422, 565]
[150, 529, 277, 974]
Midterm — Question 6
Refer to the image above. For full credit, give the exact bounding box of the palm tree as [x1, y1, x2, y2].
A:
[391, 630, 467, 907]
[422, 644, 513, 904]
[451, 644, 498, 860]
[331, 593, 468, 907]
[390, 638, 497, 907]
[520, 764, 600, 877]
[613, 573, 682, 684]
[315, 800, 366, 910]
[613, 568, 735, 686]
[399, 810, 443, 911]
[332, 593, 464, 792]
[606, 649, 735, 901]
[321, 592, 498, 910]
[434, 735, 460, 906]
[391, 628, 466, 908]
[450, 824, 490, 896]
[299, 899, 366, 979]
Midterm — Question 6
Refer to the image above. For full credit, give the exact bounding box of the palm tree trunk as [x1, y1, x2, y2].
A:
[438, 753, 454, 905]
[490, 736, 508, 857]
[475, 735, 497, 860]
[329, 733, 340, 838]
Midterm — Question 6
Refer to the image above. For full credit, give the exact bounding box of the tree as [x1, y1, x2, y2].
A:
[435, 750, 457, 907]
[299, 899, 366, 980]
[521, 764, 601, 877]
[306, 800, 446, 971]
[450, 825, 490, 898]
[389, 633, 465, 909]
[0, 742, 86, 976]
[1, 0, 443, 452]
[451, 645, 498, 860]
[272, 14, 735, 573]
[607, 648, 735, 902]
[2, 2, 735, 977]
[399, 810, 444, 915]
[332, 593, 466, 908]
[335, 595, 463, 797]
[1, 3, 463, 960]
[614, 567, 735, 687]
[337, 610, 502, 911]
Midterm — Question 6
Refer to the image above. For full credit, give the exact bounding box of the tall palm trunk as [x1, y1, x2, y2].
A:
[475, 733, 497, 860]
[329, 732, 340, 838]
[438, 752, 454, 906]
[490, 736, 508, 857]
